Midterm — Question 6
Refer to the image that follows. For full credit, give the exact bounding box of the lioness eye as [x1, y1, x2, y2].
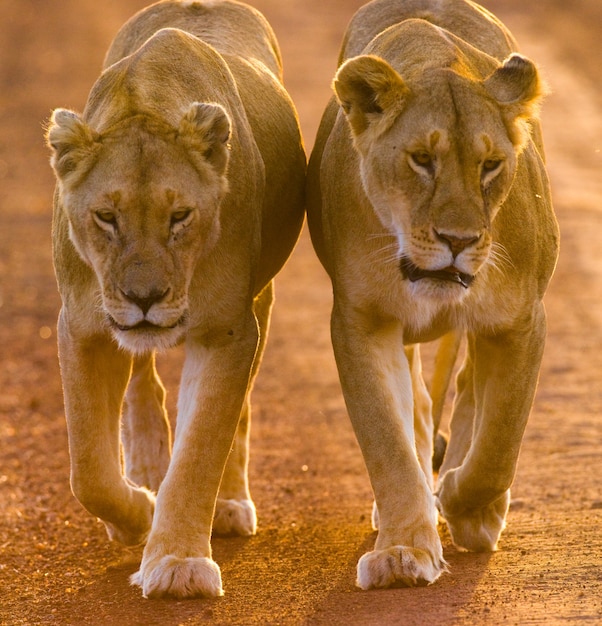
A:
[482, 158, 502, 173]
[171, 208, 192, 225]
[94, 210, 117, 226]
[411, 151, 433, 168]
[171, 209, 192, 224]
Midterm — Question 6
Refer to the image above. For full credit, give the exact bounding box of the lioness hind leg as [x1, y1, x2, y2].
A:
[213, 281, 274, 537]
[436, 341, 510, 552]
[437, 315, 546, 552]
[437, 350, 476, 479]
[213, 400, 257, 536]
[407, 345, 434, 487]
[440, 488, 510, 552]
[122, 352, 171, 493]
[430, 331, 462, 471]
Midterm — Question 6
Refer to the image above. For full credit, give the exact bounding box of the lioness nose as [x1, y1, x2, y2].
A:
[435, 231, 480, 257]
[122, 288, 169, 315]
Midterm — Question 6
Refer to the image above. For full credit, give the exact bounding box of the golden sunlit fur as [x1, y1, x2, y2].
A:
[307, 0, 558, 590]
[47, 0, 305, 599]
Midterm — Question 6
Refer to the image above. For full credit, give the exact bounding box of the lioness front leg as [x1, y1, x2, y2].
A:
[59, 314, 155, 546]
[122, 352, 171, 493]
[131, 314, 259, 598]
[371, 345, 434, 530]
[437, 306, 547, 552]
[331, 305, 445, 589]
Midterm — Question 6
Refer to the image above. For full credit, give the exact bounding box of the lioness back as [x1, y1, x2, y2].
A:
[339, 0, 519, 62]
[105, 0, 283, 77]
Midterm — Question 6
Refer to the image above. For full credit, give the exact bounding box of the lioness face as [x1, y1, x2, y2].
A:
[48, 106, 232, 352]
[361, 77, 517, 301]
[335, 54, 543, 302]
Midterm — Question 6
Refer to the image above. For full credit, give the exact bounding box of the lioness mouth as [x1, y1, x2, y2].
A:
[400, 257, 475, 289]
[109, 318, 184, 332]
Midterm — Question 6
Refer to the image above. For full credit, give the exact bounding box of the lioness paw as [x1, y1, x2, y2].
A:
[103, 486, 155, 546]
[131, 555, 223, 599]
[213, 498, 257, 536]
[437, 489, 510, 552]
[357, 546, 447, 589]
[104, 521, 150, 547]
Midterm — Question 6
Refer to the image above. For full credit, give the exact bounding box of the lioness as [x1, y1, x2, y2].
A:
[46, 0, 305, 598]
[307, 0, 559, 589]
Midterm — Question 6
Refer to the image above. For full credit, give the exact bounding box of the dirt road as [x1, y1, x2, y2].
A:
[0, 0, 601, 624]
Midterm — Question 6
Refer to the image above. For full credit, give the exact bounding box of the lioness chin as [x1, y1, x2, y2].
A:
[307, 0, 559, 589]
[47, 0, 305, 599]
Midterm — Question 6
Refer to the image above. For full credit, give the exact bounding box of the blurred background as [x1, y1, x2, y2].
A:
[0, 1, 600, 624]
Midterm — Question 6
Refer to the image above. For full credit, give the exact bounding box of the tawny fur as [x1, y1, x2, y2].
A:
[47, 0, 305, 599]
[307, 0, 558, 590]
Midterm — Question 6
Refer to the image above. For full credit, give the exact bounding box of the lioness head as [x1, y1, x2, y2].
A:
[47, 103, 232, 352]
[334, 49, 544, 301]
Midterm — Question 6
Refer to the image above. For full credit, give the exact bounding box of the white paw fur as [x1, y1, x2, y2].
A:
[357, 546, 447, 589]
[131, 555, 223, 598]
[213, 498, 257, 536]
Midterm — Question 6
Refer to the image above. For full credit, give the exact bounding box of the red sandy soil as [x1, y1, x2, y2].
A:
[0, 0, 601, 624]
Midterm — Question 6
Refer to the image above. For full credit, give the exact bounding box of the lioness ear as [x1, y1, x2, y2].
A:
[484, 54, 547, 147]
[179, 102, 232, 175]
[334, 55, 409, 141]
[46, 108, 100, 182]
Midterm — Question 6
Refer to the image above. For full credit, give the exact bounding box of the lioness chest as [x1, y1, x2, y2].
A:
[344, 256, 521, 344]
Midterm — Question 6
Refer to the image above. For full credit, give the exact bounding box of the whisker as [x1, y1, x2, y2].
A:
[492, 241, 515, 267]
[366, 232, 397, 241]
[366, 241, 402, 266]
[93, 290, 104, 314]
[92, 289, 115, 332]
[365, 233, 405, 265]
[486, 241, 515, 276]
[366, 231, 413, 241]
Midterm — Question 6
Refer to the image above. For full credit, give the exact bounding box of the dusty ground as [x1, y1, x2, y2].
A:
[0, 0, 601, 624]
